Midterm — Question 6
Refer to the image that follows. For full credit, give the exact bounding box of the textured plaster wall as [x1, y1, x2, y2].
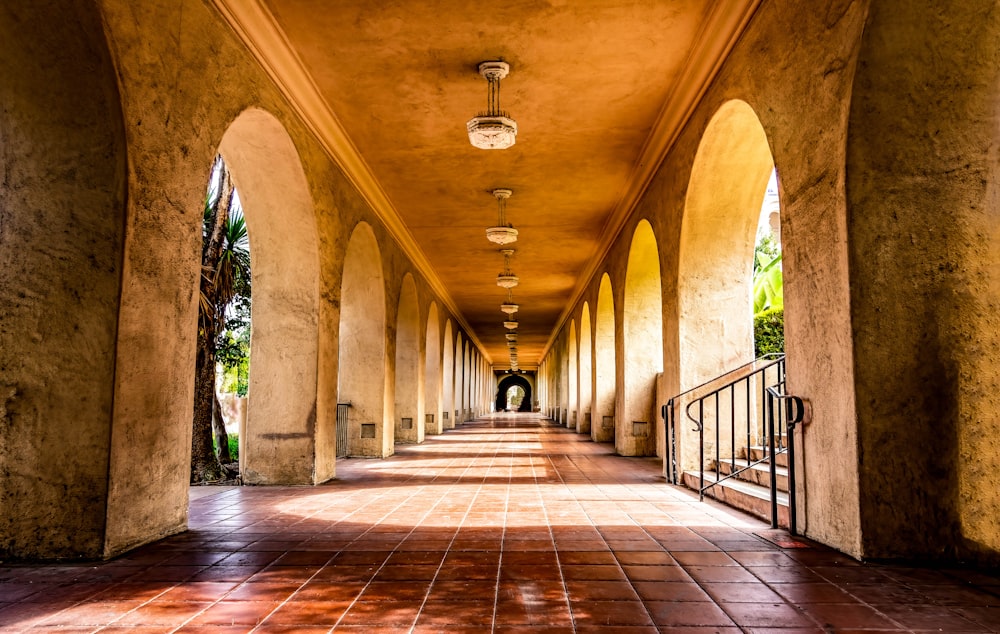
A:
[0, 1, 126, 559]
[558, 0, 870, 558]
[847, 0, 1000, 562]
[577, 304, 593, 433]
[424, 303, 442, 435]
[592, 274, 616, 443]
[394, 274, 424, 444]
[0, 0, 477, 559]
[219, 109, 320, 485]
[617, 220, 663, 457]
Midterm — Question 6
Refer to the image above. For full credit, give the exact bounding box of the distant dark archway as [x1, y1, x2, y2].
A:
[496, 375, 532, 412]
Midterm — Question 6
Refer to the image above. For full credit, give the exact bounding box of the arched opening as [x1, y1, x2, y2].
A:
[578, 303, 593, 434]
[568, 319, 578, 430]
[559, 334, 570, 426]
[338, 222, 391, 457]
[454, 334, 463, 424]
[216, 108, 322, 485]
[189, 157, 250, 486]
[494, 374, 532, 412]
[394, 274, 423, 444]
[442, 320, 455, 430]
[424, 303, 442, 435]
[0, 2, 127, 558]
[618, 220, 663, 457]
[679, 100, 774, 386]
[463, 343, 472, 421]
[496, 374, 533, 412]
[676, 99, 776, 474]
[507, 387, 525, 410]
[593, 273, 617, 443]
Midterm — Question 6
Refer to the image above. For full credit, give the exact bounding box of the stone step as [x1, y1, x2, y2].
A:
[714, 457, 788, 492]
[682, 469, 789, 527]
[745, 445, 789, 468]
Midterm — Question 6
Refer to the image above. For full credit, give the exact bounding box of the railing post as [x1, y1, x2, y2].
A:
[767, 389, 778, 529]
[785, 394, 804, 536]
[698, 399, 704, 501]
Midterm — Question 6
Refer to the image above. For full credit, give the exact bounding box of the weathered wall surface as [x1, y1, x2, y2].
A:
[0, 0, 480, 559]
[556, 0, 870, 558]
[0, 1, 127, 559]
[848, 0, 1000, 562]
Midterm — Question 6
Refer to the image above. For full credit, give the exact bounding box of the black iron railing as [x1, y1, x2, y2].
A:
[765, 384, 805, 534]
[662, 354, 795, 528]
[336, 402, 351, 458]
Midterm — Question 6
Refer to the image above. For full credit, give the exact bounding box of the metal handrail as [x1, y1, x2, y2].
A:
[666, 353, 784, 410]
[766, 386, 805, 534]
[661, 354, 784, 484]
[662, 355, 792, 529]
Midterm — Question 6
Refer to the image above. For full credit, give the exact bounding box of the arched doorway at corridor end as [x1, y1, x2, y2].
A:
[496, 374, 532, 412]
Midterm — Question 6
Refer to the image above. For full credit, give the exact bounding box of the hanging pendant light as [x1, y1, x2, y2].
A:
[503, 320, 518, 330]
[496, 248, 518, 288]
[467, 61, 518, 150]
[501, 289, 519, 315]
[485, 188, 518, 245]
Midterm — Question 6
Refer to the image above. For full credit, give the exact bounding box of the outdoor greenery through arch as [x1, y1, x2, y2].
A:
[191, 156, 252, 484]
[752, 175, 784, 356]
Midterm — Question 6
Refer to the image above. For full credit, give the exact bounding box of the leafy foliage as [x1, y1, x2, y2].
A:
[754, 307, 785, 356]
[192, 156, 252, 483]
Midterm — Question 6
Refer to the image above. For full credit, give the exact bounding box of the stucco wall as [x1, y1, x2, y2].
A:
[0, 1, 127, 559]
[847, 0, 1000, 562]
[556, 0, 869, 558]
[0, 0, 482, 559]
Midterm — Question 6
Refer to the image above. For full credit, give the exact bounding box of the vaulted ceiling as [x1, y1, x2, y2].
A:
[213, 0, 761, 366]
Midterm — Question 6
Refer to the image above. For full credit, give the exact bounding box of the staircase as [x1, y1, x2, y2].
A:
[664, 355, 802, 531]
[682, 441, 789, 527]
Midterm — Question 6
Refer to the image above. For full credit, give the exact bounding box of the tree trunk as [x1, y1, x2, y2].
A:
[191, 160, 234, 484]
[213, 392, 232, 464]
[191, 326, 224, 483]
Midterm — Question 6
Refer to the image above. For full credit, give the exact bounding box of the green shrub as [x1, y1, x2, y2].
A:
[228, 433, 239, 462]
[754, 308, 785, 356]
[211, 432, 240, 463]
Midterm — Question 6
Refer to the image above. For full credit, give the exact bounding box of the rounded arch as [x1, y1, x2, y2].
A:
[679, 99, 774, 387]
[568, 319, 578, 429]
[463, 342, 472, 421]
[453, 333, 464, 424]
[618, 220, 663, 457]
[218, 108, 322, 483]
[496, 374, 533, 412]
[593, 273, 617, 442]
[394, 274, 423, 444]
[338, 222, 390, 457]
[578, 302, 593, 434]
[424, 302, 442, 435]
[442, 320, 455, 429]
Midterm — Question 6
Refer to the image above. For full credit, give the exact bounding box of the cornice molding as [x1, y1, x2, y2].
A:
[210, 0, 492, 362]
[538, 0, 763, 362]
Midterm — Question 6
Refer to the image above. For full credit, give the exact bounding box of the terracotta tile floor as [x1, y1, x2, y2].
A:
[2, 413, 999, 632]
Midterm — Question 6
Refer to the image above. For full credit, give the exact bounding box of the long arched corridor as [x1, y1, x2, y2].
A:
[2, 413, 996, 631]
[5, 1, 1000, 629]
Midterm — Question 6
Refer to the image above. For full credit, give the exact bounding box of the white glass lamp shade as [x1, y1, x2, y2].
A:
[467, 115, 518, 150]
[486, 225, 519, 245]
[496, 273, 519, 288]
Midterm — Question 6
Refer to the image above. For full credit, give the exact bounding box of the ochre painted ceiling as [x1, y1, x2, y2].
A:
[219, 1, 758, 366]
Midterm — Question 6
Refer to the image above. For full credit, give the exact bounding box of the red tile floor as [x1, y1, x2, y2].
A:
[2, 414, 999, 633]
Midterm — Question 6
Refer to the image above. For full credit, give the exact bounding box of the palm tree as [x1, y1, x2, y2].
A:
[191, 156, 251, 483]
